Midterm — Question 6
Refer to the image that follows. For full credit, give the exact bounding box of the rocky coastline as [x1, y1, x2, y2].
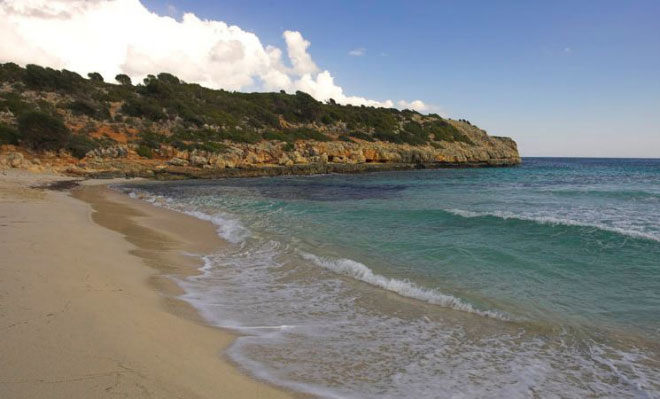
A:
[1, 129, 520, 179]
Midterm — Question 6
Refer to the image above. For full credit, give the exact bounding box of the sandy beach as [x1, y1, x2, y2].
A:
[0, 170, 292, 398]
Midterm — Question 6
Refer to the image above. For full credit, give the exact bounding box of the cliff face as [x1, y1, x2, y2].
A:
[0, 63, 520, 178]
[0, 122, 519, 178]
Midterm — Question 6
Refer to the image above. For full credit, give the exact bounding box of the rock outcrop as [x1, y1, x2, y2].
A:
[1, 118, 520, 179]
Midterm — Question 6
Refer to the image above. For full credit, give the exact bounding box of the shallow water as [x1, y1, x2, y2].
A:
[121, 158, 660, 398]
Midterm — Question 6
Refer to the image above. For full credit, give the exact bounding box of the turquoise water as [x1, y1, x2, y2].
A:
[121, 158, 660, 398]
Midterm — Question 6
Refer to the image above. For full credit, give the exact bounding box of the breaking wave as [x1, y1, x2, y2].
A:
[446, 208, 660, 243]
[299, 251, 508, 320]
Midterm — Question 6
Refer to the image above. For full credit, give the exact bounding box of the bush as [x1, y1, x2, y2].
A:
[67, 134, 99, 158]
[24, 64, 84, 92]
[216, 129, 261, 144]
[87, 72, 104, 82]
[263, 131, 288, 141]
[0, 92, 33, 116]
[426, 119, 473, 144]
[0, 123, 21, 145]
[136, 145, 153, 158]
[349, 131, 375, 142]
[157, 72, 181, 85]
[282, 142, 295, 152]
[139, 131, 167, 149]
[120, 98, 166, 121]
[286, 127, 331, 142]
[115, 74, 132, 86]
[67, 99, 99, 118]
[0, 62, 25, 83]
[18, 111, 70, 150]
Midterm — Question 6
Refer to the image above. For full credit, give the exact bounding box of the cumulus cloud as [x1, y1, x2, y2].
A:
[397, 100, 429, 113]
[0, 0, 430, 112]
[348, 48, 366, 56]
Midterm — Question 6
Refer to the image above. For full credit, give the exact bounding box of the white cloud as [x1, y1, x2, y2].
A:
[348, 48, 366, 56]
[398, 100, 429, 112]
[0, 0, 430, 112]
[283, 30, 318, 75]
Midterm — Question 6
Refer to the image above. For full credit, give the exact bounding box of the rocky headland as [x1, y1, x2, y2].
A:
[0, 63, 520, 179]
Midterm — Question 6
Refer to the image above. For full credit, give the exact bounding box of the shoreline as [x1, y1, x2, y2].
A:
[0, 170, 293, 398]
[88, 159, 521, 180]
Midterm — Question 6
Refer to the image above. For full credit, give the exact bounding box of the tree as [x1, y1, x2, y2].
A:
[157, 72, 180, 85]
[115, 74, 132, 86]
[18, 111, 70, 150]
[87, 72, 104, 82]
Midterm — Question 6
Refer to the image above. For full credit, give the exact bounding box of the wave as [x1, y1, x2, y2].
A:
[182, 210, 250, 244]
[539, 188, 660, 201]
[446, 208, 660, 243]
[299, 251, 508, 320]
[124, 188, 250, 244]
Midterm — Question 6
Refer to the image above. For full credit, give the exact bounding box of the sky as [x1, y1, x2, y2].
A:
[1, 0, 659, 157]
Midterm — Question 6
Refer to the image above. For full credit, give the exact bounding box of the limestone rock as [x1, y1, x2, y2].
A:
[190, 155, 208, 167]
[8, 152, 23, 168]
[168, 157, 188, 166]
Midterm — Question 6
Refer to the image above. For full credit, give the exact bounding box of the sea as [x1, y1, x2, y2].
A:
[119, 157, 660, 399]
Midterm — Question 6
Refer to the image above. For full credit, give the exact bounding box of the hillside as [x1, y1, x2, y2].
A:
[0, 63, 520, 178]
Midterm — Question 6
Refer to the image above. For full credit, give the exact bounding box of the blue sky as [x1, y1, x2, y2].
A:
[139, 0, 660, 157]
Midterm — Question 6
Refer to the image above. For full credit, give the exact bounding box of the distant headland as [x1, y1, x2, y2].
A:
[0, 63, 520, 178]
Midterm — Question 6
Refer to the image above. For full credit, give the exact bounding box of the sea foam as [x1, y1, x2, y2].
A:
[123, 187, 250, 244]
[299, 251, 508, 320]
[446, 208, 660, 243]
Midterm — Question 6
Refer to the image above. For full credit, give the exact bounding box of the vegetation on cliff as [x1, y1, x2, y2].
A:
[0, 62, 477, 154]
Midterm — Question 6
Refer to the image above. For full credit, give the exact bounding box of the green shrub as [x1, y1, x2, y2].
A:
[216, 129, 261, 144]
[139, 131, 167, 149]
[0, 63, 26, 85]
[0, 123, 21, 145]
[426, 119, 473, 145]
[372, 131, 403, 144]
[263, 131, 288, 141]
[0, 92, 33, 115]
[18, 111, 70, 150]
[156, 72, 181, 85]
[136, 145, 153, 158]
[120, 98, 166, 121]
[286, 127, 330, 141]
[348, 131, 375, 142]
[87, 72, 104, 82]
[24, 64, 85, 92]
[114, 73, 132, 85]
[282, 142, 295, 152]
[67, 134, 99, 158]
[67, 99, 98, 117]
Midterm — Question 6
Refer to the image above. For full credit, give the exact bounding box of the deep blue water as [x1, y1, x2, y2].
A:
[122, 158, 660, 398]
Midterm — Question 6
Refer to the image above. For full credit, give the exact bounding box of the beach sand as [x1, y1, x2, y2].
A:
[0, 170, 292, 398]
